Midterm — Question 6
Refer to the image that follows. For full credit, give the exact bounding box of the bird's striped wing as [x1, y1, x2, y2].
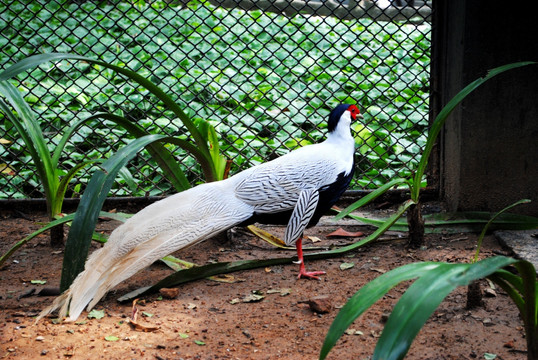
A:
[234, 161, 331, 213]
[284, 188, 319, 245]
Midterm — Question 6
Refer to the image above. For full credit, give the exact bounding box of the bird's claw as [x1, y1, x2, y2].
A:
[297, 270, 326, 280]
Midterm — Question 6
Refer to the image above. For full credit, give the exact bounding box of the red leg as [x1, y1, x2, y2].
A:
[295, 237, 325, 280]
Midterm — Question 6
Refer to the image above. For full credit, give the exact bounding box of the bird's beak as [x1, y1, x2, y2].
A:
[358, 113, 364, 119]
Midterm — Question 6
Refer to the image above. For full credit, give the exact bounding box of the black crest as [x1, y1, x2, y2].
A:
[327, 104, 351, 133]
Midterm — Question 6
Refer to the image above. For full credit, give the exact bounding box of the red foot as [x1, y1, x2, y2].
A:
[295, 237, 325, 280]
[297, 268, 326, 280]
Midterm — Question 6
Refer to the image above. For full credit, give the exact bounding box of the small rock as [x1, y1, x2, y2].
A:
[344, 328, 363, 336]
[159, 288, 179, 299]
[41, 350, 48, 356]
[301, 295, 332, 314]
[482, 318, 495, 327]
[484, 288, 497, 297]
[503, 340, 515, 348]
[35, 336, 45, 342]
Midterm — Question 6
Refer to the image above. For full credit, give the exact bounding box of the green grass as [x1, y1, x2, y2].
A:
[0, 0, 431, 198]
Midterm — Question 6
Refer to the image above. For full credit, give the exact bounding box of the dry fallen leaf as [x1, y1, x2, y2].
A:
[208, 274, 245, 283]
[326, 228, 364, 238]
[306, 236, 322, 243]
[267, 288, 291, 296]
[247, 225, 288, 248]
[242, 293, 265, 303]
[371, 268, 387, 274]
[128, 299, 160, 332]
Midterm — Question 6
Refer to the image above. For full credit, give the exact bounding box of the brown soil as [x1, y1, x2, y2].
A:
[0, 208, 528, 360]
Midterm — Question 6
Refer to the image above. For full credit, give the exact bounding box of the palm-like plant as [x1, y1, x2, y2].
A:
[319, 256, 538, 360]
[0, 54, 227, 282]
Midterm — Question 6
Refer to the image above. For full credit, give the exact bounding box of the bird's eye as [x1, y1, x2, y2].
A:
[348, 105, 359, 120]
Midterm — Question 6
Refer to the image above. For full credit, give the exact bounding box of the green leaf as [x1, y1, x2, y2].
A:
[85, 113, 191, 191]
[0, 211, 122, 269]
[31, 280, 47, 285]
[104, 335, 119, 342]
[60, 134, 170, 291]
[333, 178, 408, 220]
[87, 309, 105, 319]
[473, 199, 531, 262]
[319, 256, 517, 360]
[0, 82, 58, 218]
[411, 61, 536, 201]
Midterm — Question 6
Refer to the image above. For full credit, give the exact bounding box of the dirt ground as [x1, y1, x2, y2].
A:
[0, 206, 529, 360]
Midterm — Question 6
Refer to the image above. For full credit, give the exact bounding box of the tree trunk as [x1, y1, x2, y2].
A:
[50, 223, 64, 248]
[466, 280, 484, 309]
[407, 202, 426, 249]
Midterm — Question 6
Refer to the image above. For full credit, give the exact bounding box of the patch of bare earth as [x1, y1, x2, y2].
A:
[0, 209, 527, 359]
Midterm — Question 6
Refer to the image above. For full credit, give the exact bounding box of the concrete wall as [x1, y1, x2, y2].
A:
[433, 0, 538, 216]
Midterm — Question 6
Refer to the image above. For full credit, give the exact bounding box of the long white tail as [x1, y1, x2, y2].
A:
[38, 180, 253, 322]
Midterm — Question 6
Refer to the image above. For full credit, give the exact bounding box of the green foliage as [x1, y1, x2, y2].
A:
[321, 62, 538, 359]
[0, 0, 432, 197]
[0, 53, 229, 282]
[0, 211, 127, 269]
[0, 77, 98, 220]
[319, 256, 538, 360]
[61, 134, 170, 290]
[336, 208, 538, 234]
[335, 61, 537, 248]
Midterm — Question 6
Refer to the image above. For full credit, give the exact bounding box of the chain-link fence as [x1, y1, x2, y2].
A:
[0, 0, 432, 200]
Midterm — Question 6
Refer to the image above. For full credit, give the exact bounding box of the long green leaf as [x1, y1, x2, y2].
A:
[53, 159, 102, 216]
[320, 256, 517, 360]
[344, 209, 538, 234]
[333, 178, 408, 221]
[319, 261, 442, 360]
[60, 134, 170, 290]
[412, 61, 536, 201]
[473, 199, 531, 262]
[83, 113, 191, 190]
[0, 215, 75, 269]
[514, 260, 538, 337]
[0, 81, 58, 216]
[374, 256, 516, 360]
[325, 199, 415, 255]
[0, 53, 82, 81]
[0, 211, 121, 268]
[488, 270, 525, 315]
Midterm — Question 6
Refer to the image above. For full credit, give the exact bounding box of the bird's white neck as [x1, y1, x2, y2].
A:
[324, 111, 355, 150]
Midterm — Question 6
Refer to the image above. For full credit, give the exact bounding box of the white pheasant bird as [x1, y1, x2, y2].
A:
[39, 103, 361, 322]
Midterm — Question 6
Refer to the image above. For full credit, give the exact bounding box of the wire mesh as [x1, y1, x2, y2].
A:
[0, 0, 432, 200]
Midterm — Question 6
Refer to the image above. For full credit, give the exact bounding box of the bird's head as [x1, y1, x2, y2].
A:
[328, 104, 362, 133]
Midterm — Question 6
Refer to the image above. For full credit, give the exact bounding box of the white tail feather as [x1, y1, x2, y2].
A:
[38, 180, 253, 322]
